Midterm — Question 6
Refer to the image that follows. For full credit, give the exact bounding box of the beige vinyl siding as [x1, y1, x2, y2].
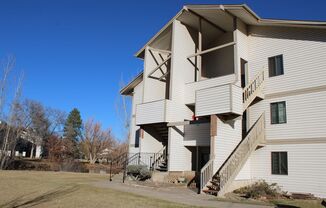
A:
[214, 118, 242, 172]
[245, 25, 326, 197]
[166, 100, 192, 123]
[140, 130, 164, 154]
[250, 143, 326, 198]
[249, 90, 326, 140]
[135, 100, 166, 125]
[231, 84, 243, 114]
[168, 125, 192, 171]
[235, 158, 252, 180]
[248, 26, 326, 95]
[129, 82, 143, 153]
[166, 20, 198, 171]
[196, 84, 242, 116]
[169, 20, 195, 122]
[184, 123, 210, 146]
[185, 74, 236, 104]
[235, 19, 249, 87]
[142, 47, 168, 102]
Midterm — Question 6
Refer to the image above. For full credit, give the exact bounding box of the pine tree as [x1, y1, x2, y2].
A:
[63, 108, 82, 158]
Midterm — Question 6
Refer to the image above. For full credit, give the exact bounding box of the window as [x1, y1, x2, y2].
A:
[135, 129, 140, 148]
[271, 152, 288, 175]
[271, 101, 287, 124]
[269, 55, 284, 77]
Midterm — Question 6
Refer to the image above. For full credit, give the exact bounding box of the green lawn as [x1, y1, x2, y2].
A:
[0, 171, 194, 208]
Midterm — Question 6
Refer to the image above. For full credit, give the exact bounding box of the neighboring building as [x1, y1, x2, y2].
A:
[0, 122, 42, 159]
[120, 4, 326, 197]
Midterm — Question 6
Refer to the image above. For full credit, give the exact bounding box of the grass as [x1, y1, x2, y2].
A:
[221, 193, 324, 208]
[0, 170, 195, 208]
[271, 199, 324, 208]
[220, 197, 325, 208]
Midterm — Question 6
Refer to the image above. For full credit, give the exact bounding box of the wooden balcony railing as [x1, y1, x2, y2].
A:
[243, 70, 265, 111]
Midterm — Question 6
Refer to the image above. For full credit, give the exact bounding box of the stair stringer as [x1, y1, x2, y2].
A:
[217, 113, 266, 196]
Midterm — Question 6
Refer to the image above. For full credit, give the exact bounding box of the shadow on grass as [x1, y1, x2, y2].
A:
[275, 204, 299, 208]
[0, 185, 79, 208]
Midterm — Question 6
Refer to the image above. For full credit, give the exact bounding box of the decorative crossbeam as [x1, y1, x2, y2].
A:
[187, 41, 236, 59]
[147, 56, 171, 78]
[148, 46, 171, 55]
[158, 71, 169, 81]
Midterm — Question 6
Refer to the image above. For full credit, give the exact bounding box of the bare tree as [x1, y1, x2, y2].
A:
[0, 56, 24, 169]
[115, 75, 131, 148]
[19, 100, 67, 158]
[0, 55, 15, 119]
[81, 119, 114, 164]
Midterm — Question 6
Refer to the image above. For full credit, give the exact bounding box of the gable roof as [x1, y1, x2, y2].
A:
[134, 4, 326, 58]
[120, 72, 143, 95]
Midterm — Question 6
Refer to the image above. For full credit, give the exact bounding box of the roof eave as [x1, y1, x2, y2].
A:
[134, 7, 186, 58]
[120, 72, 143, 96]
[134, 4, 326, 58]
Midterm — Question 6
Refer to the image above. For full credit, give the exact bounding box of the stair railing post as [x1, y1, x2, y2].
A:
[150, 156, 153, 171]
[197, 171, 201, 194]
[122, 153, 127, 183]
[109, 160, 112, 181]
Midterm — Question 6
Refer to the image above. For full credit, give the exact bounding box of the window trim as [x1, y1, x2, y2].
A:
[270, 101, 287, 124]
[268, 54, 284, 77]
[271, 151, 288, 175]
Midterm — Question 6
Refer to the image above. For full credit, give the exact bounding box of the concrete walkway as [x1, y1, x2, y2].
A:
[93, 180, 272, 208]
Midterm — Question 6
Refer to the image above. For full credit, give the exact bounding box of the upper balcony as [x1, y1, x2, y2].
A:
[136, 99, 186, 125]
[178, 18, 239, 117]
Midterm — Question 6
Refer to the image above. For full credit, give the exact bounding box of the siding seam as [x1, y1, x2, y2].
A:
[265, 85, 326, 99]
[267, 137, 326, 145]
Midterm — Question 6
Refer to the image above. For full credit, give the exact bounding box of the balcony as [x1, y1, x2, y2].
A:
[195, 83, 242, 117]
[185, 74, 236, 104]
[136, 99, 186, 125]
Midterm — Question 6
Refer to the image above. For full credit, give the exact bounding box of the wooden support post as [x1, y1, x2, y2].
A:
[198, 18, 202, 81]
[210, 115, 218, 160]
[196, 146, 199, 172]
[140, 128, 144, 139]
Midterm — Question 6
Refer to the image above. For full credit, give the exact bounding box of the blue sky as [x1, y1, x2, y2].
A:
[0, 0, 325, 140]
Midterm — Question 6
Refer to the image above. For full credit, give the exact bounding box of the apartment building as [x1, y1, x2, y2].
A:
[120, 4, 326, 197]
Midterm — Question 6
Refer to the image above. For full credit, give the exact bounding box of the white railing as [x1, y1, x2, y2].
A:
[217, 113, 265, 195]
[199, 159, 214, 193]
[243, 70, 265, 111]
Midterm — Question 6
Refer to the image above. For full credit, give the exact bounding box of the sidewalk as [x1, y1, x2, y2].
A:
[93, 180, 272, 208]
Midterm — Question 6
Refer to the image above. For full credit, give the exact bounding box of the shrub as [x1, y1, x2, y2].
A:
[234, 180, 282, 199]
[126, 165, 151, 181]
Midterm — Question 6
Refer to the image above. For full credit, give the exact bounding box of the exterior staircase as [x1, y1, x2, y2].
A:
[109, 146, 168, 182]
[202, 114, 265, 195]
[200, 70, 266, 196]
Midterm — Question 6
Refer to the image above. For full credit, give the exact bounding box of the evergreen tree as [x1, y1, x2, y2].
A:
[63, 108, 82, 158]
